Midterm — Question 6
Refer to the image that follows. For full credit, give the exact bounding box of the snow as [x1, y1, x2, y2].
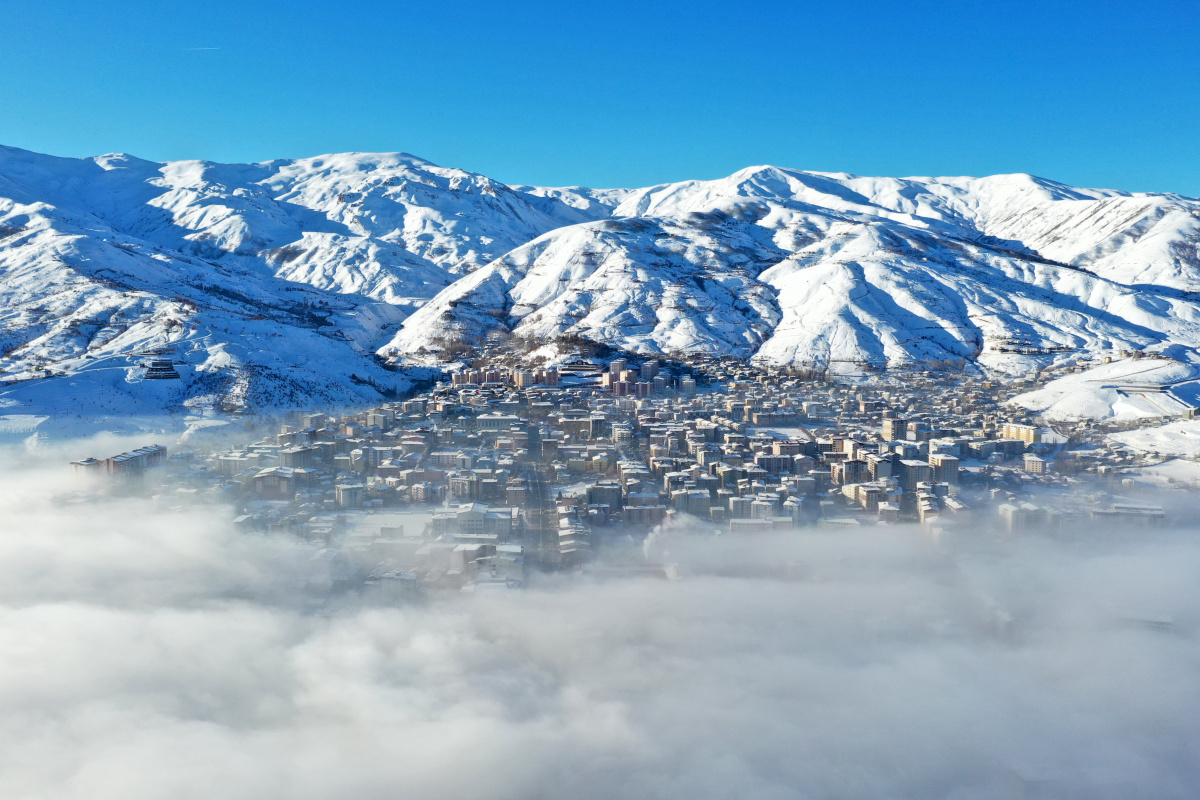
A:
[1128, 459, 1200, 487]
[1011, 355, 1200, 422]
[746, 426, 814, 441]
[0, 414, 48, 437]
[5, 143, 1200, 427]
[1109, 420, 1200, 459]
[386, 161, 1200, 373]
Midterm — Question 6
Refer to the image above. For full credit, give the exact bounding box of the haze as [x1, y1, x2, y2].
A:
[2, 442, 1198, 799]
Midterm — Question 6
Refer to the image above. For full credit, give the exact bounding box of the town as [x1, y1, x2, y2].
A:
[68, 351, 1177, 596]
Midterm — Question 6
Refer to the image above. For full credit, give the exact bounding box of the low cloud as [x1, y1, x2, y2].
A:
[0, 454, 1198, 799]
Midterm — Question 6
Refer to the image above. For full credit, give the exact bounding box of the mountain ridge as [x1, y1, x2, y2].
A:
[3, 144, 1200, 434]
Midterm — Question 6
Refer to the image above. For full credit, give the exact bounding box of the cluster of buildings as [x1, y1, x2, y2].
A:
[451, 366, 561, 388]
[70, 444, 168, 478]
[595, 358, 696, 398]
[68, 349, 1176, 596]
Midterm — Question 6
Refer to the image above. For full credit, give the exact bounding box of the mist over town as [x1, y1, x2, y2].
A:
[1, 347, 1198, 798]
[5, 0, 1200, 796]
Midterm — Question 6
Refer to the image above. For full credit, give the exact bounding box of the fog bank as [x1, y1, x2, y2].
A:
[1, 459, 1199, 799]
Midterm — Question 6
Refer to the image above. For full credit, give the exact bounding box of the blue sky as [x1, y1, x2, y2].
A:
[2, 0, 1197, 194]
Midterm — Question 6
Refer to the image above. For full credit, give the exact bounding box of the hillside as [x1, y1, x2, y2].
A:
[391, 166, 1200, 371]
[3, 145, 1200, 433]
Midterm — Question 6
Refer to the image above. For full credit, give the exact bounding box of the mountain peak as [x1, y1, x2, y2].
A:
[3, 144, 1200, 424]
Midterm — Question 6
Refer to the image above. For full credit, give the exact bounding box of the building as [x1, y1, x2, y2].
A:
[366, 409, 394, 430]
[866, 453, 893, 480]
[998, 502, 1045, 533]
[335, 483, 365, 508]
[104, 445, 168, 477]
[750, 497, 779, 519]
[363, 572, 419, 603]
[841, 482, 885, 512]
[929, 453, 960, 485]
[280, 446, 317, 469]
[431, 503, 515, 541]
[410, 482, 446, 503]
[755, 453, 794, 474]
[143, 359, 180, 380]
[1091, 504, 1166, 526]
[558, 521, 591, 563]
[831, 459, 868, 485]
[898, 459, 932, 491]
[477, 413, 521, 431]
[505, 480, 529, 507]
[253, 466, 297, 499]
[916, 492, 940, 525]
[623, 504, 667, 525]
[588, 481, 624, 510]
[70, 457, 103, 476]
[1003, 423, 1042, 444]
[449, 474, 479, 499]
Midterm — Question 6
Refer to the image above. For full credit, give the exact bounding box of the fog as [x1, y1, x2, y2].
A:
[2, 452, 1199, 799]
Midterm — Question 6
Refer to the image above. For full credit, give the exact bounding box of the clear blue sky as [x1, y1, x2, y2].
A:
[2, 0, 1198, 194]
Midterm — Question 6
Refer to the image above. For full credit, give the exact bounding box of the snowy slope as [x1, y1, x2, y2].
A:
[612, 167, 1200, 289]
[0, 207, 415, 428]
[1009, 353, 1200, 422]
[753, 220, 1200, 370]
[0, 146, 616, 286]
[6, 144, 1200, 428]
[0, 145, 633, 429]
[390, 167, 1200, 372]
[385, 212, 785, 359]
[1110, 420, 1200, 458]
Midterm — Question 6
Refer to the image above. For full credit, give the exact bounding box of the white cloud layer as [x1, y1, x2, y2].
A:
[1, 456, 1199, 799]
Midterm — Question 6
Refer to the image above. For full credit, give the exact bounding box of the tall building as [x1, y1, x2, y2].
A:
[929, 453, 959, 485]
[831, 459, 868, 485]
[998, 502, 1045, 532]
[1002, 423, 1042, 444]
[905, 422, 932, 442]
[588, 482, 624, 509]
[104, 444, 168, 476]
[898, 459, 932, 491]
[335, 483, 364, 508]
[866, 453, 893, 480]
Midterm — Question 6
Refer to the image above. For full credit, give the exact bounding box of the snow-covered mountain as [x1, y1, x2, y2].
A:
[3, 144, 1200, 430]
[390, 166, 1200, 370]
[0, 146, 625, 434]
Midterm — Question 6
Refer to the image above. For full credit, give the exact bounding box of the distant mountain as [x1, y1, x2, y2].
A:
[2, 145, 1200, 430]
[0, 146, 622, 431]
[391, 166, 1200, 370]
